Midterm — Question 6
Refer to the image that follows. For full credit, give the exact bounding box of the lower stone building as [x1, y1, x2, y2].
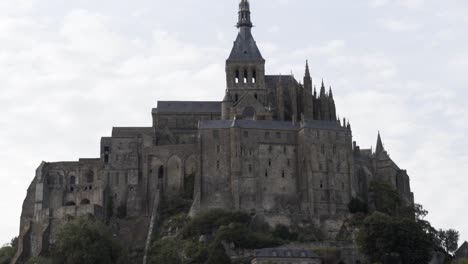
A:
[251, 248, 322, 264]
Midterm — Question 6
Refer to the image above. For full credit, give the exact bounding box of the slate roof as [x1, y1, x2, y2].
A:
[265, 75, 299, 90]
[112, 127, 154, 138]
[254, 248, 320, 259]
[455, 241, 468, 258]
[153, 101, 221, 114]
[199, 119, 347, 131]
[227, 31, 264, 62]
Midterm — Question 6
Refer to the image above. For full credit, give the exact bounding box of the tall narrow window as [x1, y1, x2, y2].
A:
[282, 170, 285, 178]
[235, 69, 240, 84]
[333, 145, 337, 155]
[249, 164, 252, 173]
[217, 145, 220, 153]
[244, 69, 248, 83]
[104, 146, 110, 164]
[321, 144, 325, 154]
[252, 70, 257, 83]
[268, 159, 271, 167]
[216, 160, 220, 169]
[254, 93, 258, 100]
[235, 94, 239, 101]
[287, 159, 291, 167]
[265, 170, 268, 177]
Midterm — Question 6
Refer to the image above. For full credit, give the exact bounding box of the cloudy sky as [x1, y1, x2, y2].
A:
[1, 0, 468, 246]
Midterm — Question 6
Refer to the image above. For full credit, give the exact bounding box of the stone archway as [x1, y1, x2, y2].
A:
[242, 106, 256, 120]
[183, 155, 197, 199]
[167, 155, 182, 197]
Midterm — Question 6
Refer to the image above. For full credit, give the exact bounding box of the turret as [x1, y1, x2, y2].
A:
[320, 80, 330, 120]
[328, 86, 337, 121]
[303, 60, 314, 120]
[375, 132, 385, 154]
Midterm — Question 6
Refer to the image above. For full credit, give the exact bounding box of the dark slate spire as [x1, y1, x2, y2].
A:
[376, 132, 384, 154]
[329, 86, 334, 99]
[228, 0, 264, 62]
[237, 0, 253, 29]
[320, 79, 326, 97]
[305, 60, 311, 78]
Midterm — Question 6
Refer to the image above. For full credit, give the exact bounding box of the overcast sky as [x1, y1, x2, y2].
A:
[1, 0, 467, 246]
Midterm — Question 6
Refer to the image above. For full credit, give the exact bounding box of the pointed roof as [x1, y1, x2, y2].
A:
[329, 86, 334, 99]
[305, 60, 311, 77]
[228, 30, 264, 62]
[376, 132, 384, 154]
[228, 1, 264, 62]
[320, 79, 326, 97]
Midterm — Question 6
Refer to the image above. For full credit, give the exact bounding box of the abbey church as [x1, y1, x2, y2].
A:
[13, 1, 414, 263]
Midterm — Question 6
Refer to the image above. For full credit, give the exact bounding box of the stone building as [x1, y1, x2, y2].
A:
[12, 1, 414, 263]
[455, 241, 468, 260]
[251, 248, 322, 264]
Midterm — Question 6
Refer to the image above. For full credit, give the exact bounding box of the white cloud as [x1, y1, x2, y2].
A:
[379, 18, 423, 32]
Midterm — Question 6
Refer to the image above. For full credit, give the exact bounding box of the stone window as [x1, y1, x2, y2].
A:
[319, 163, 323, 170]
[235, 94, 239, 101]
[158, 166, 164, 179]
[265, 170, 268, 177]
[104, 146, 110, 164]
[333, 145, 337, 155]
[282, 170, 285, 178]
[254, 93, 258, 99]
[213, 130, 219, 139]
[86, 170, 94, 183]
[321, 144, 325, 154]
[265, 132, 270, 139]
[116, 172, 120, 185]
[252, 69, 257, 83]
[243, 131, 249, 138]
[216, 160, 220, 169]
[287, 159, 290, 167]
[248, 164, 252, 173]
[320, 181, 323, 189]
[243, 69, 248, 83]
[235, 69, 240, 84]
[268, 159, 271, 167]
[70, 175, 76, 185]
[316, 131, 320, 139]
[268, 145, 272, 153]
[276, 132, 281, 139]
[217, 145, 221, 153]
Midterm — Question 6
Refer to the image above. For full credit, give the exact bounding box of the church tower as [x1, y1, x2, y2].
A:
[225, 0, 268, 120]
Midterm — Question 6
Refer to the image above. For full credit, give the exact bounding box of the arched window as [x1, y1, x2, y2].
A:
[65, 201, 76, 206]
[86, 170, 94, 183]
[235, 94, 239, 101]
[252, 70, 257, 83]
[243, 69, 248, 83]
[158, 166, 164, 179]
[70, 175, 76, 185]
[254, 93, 258, 100]
[80, 199, 91, 205]
[235, 69, 240, 84]
[242, 107, 256, 120]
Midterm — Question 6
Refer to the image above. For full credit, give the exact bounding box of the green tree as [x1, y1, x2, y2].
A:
[454, 258, 468, 264]
[369, 181, 401, 215]
[148, 237, 182, 264]
[356, 212, 433, 264]
[26, 256, 53, 264]
[0, 237, 18, 264]
[53, 217, 125, 264]
[438, 229, 459, 254]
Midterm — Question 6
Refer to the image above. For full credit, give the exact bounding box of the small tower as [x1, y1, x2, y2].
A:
[328, 86, 337, 121]
[376, 132, 385, 155]
[303, 60, 314, 120]
[320, 80, 331, 120]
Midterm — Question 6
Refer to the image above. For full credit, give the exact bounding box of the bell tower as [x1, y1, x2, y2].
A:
[224, 0, 268, 120]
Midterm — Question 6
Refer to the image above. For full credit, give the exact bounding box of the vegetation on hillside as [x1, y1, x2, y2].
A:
[353, 181, 460, 264]
[0, 237, 17, 264]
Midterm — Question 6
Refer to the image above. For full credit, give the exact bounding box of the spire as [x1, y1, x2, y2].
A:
[305, 60, 311, 78]
[329, 86, 333, 99]
[376, 131, 384, 154]
[320, 79, 326, 97]
[237, 0, 253, 29]
[313, 86, 317, 98]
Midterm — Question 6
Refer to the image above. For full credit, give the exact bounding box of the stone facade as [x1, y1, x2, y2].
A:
[251, 248, 322, 264]
[12, 1, 414, 263]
